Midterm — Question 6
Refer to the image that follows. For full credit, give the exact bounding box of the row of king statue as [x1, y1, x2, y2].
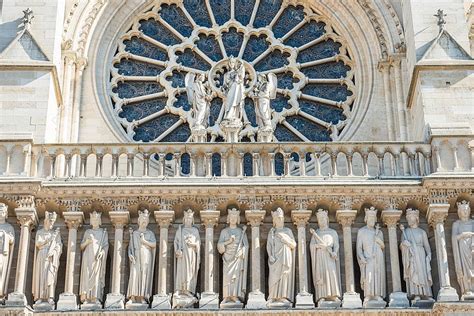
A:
[0, 201, 472, 311]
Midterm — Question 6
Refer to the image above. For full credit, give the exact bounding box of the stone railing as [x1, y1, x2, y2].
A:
[1, 139, 472, 180]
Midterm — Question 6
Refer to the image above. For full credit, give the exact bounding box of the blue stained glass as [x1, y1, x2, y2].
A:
[173, 93, 191, 111]
[222, 28, 244, 58]
[271, 94, 291, 112]
[113, 82, 163, 99]
[254, 0, 283, 28]
[115, 60, 164, 76]
[275, 152, 284, 176]
[274, 124, 299, 142]
[209, 98, 222, 126]
[244, 98, 257, 127]
[124, 37, 168, 61]
[196, 34, 223, 62]
[160, 4, 193, 37]
[291, 152, 299, 162]
[183, 0, 212, 27]
[299, 100, 345, 124]
[297, 40, 342, 63]
[302, 84, 352, 102]
[235, 0, 255, 26]
[242, 34, 269, 62]
[300, 61, 350, 79]
[272, 5, 305, 39]
[161, 123, 191, 142]
[254, 50, 290, 72]
[284, 21, 326, 47]
[210, 0, 231, 25]
[119, 98, 167, 121]
[286, 115, 331, 141]
[180, 153, 191, 175]
[139, 19, 181, 46]
[212, 153, 221, 176]
[243, 153, 253, 176]
[133, 113, 180, 142]
[277, 72, 298, 89]
[176, 48, 211, 70]
[166, 71, 186, 88]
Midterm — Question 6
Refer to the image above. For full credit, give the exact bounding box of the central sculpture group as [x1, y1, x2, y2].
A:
[0, 201, 472, 310]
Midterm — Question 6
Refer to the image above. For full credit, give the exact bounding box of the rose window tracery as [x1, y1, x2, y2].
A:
[110, 0, 355, 143]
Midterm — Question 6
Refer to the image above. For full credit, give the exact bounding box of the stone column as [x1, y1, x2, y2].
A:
[245, 209, 267, 309]
[152, 210, 174, 310]
[378, 60, 395, 141]
[427, 204, 459, 302]
[336, 209, 362, 308]
[381, 209, 409, 308]
[6, 206, 38, 306]
[291, 210, 314, 308]
[105, 211, 130, 309]
[199, 210, 220, 309]
[57, 212, 84, 311]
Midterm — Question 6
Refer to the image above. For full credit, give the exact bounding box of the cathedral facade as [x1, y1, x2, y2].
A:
[0, 0, 473, 315]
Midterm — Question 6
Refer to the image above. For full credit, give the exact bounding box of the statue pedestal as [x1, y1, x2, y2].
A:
[33, 301, 54, 312]
[56, 293, 78, 311]
[437, 286, 459, 302]
[295, 293, 315, 309]
[388, 292, 409, 308]
[104, 293, 124, 310]
[363, 298, 387, 309]
[191, 126, 207, 142]
[246, 291, 267, 309]
[341, 292, 362, 308]
[5, 292, 28, 307]
[220, 120, 242, 143]
[318, 298, 341, 309]
[461, 293, 474, 301]
[199, 292, 219, 310]
[125, 300, 149, 310]
[257, 127, 273, 142]
[172, 292, 197, 309]
[151, 294, 171, 309]
[411, 297, 435, 308]
[220, 300, 244, 309]
[80, 301, 103, 310]
[266, 299, 291, 309]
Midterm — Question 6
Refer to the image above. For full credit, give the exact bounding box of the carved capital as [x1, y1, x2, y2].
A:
[291, 209, 312, 227]
[381, 209, 402, 228]
[200, 210, 220, 227]
[109, 211, 130, 229]
[63, 211, 84, 230]
[16, 195, 35, 209]
[245, 209, 266, 227]
[154, 210, 174, 228]
[15, 207, 38, 228]
[427, 203, 449, 227]
[336, 209, 357, 227]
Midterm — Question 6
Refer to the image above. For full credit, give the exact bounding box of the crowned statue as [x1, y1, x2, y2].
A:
[0, 203, 14, 304]
[173, 209, 201, 308]
[222, 57, 246, 124]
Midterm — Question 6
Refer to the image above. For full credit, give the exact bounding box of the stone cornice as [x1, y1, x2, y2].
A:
[154, 210, 174, 228]
[427, 203, 450, 227]
[200, 210, 220, 227]
[109, 211, 129, 228]
[245, 210, 266, 227]
[15, 207, 38, 228]
[63, 211, 84, 229]
[291, 210, 312, 227]
[381, 209, 402, 227]
[336, 209, 357, 227]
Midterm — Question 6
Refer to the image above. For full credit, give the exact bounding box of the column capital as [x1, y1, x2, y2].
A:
[336, 209, 357, 227]
[427, 203, 450, 227]
[291, 209, 312, 227]
[15, 207, 38, 228]
[381, 209, 402, 228]
[200, 210, 220, 227]
[245, 209, 266, 226]
[154, 210, 174, 228]
[109, 211, 130, 228]
[63, 211, 84, 230]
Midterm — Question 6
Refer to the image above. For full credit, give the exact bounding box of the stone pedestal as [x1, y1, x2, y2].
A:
[56, 292, 78, 311]
[341, 292, 363, 309]
[246, 291, 267, 309]
[80, 301, 103, 310]
[5, 292, 28, 307]
[33, 301, 54, 312]
[257, 127, 273, 142]
[220, 300, 244, 309]
[125, 301, 149, 310]
[199, 292, 219, 310]
[295, 293, 316, 309]
[388, 292, 410, 308]
[411, 297, 435, 308]
[104, 293, 125, 310]
[363, 299, 387, 309]
[151, 294, 172, 310]
[318, 298, 342, 309]
[220, 120, 242, 143]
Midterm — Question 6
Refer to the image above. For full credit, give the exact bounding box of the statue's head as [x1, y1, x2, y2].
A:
[364, 206, 377, 227]
[271, 207, 284, 228]
[406, 208, 419, 228]
[316, 209, 329, 228]
[44, 211, 57, 230]
[184, 209, 194, 227]
[90, 211, 102, 228]
[227, 208, 240, 225]
[197, 73, 206, 82]
[138, 209, 150, 228]
[457, 200, 471, 221]
[0, 203, 7, 222]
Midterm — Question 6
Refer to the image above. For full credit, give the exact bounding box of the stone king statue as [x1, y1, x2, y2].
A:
[0, 203, 14, 304]
[452, 200, 474, 301]
[217, 208, 248, 308]
[267, 207, 296, 308]
[32, 211, 62, 310]
[173, 209, 201, 308]
[356, 207, 386, 308]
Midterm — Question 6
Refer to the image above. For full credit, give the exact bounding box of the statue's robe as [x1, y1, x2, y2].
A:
[452, 219, 474, 296]
[192, 80, 209, 128]
[223, 65, 245, 121]
[174, 225, 200, 295]
[0, 223, 14, 298]
[80, 228, 108, 303]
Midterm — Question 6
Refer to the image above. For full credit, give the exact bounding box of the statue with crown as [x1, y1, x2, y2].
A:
[356, 207, 386, 308]
[0, 203, 14, 304]
[79, 211, 109, 309]
[266, 207, 296, 308]
[217, 208, 248, 309]
[32, 211, 63, 311]
[126, 209, 156, 309]
[452, 200, 474, 301]
[173, 209, 201, 308]
[309, 209, 342, 308]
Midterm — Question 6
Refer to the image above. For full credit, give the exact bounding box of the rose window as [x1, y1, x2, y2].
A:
[110, 0, 355, 143]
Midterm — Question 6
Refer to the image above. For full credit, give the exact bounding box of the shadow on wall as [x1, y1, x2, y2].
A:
[0, 18, 22, 53]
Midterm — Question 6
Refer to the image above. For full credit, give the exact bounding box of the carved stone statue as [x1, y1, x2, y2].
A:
[356, 207, 386, 308]
[217, 208, 248, 308]
[252, 73, 277, 131]
[79, 211, 109, 308]
[267, 207, 296, 308]
[400, 209, 434, 304]
[173, 209, 201, 308]
[126, 209, 156, 307]
[185, 72, 212, 130]
[0, 203, 14, 304]
[452, 200, 474, 300]
[309, 209, 341, 307]
[32, 211, 62, 308]
[222, 57, 246, 123]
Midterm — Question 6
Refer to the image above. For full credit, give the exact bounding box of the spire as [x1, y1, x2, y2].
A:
[22, 8, 34, 31]
[434, 9, 447, 33]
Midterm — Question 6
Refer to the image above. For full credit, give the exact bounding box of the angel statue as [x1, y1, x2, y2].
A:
[222, 57, 246, 123]
[252, 73, 277, 131]
[185, 72, 212, 130]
